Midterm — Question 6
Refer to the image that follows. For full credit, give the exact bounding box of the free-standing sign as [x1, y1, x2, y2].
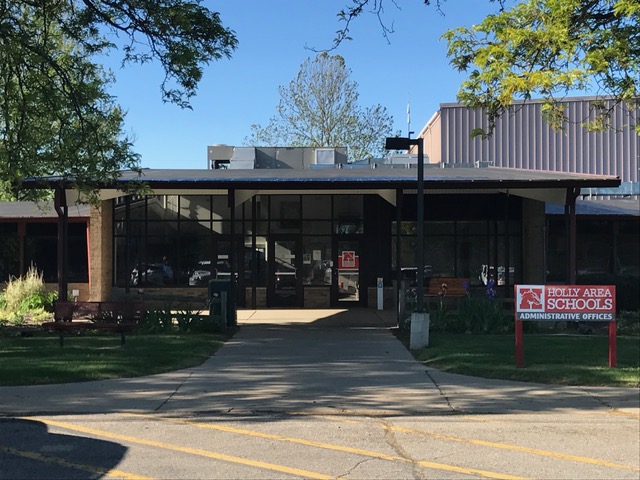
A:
[515, 285, 616, 321]
[514, 285, 617, 368]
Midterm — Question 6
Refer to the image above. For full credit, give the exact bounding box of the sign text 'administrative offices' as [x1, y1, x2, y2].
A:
[515, 285, 616, 321]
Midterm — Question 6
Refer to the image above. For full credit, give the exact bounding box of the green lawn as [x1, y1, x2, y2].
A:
[2, 329, 638, 388]
[414, 333, 640, 387]
[0, 333, 226, 386]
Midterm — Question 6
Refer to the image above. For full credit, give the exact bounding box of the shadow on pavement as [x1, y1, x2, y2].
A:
[0, 417, 127, 479]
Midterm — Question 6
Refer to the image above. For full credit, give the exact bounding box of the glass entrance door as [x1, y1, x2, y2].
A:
[335, 239, 361, 305]
[268, 237, 302, 307]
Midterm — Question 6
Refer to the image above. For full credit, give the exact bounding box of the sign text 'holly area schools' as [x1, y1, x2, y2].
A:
[515, 285, 616, 321]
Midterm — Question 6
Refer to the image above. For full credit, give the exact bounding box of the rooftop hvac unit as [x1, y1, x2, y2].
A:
[315, 148, 336, 165]
[229, 147, 256, 169]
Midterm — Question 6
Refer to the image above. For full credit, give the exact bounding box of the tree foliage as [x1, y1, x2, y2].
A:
[334, 0, 638, 133]
[443, 0, 640, 134]
[245, 53, 394, 160]
[0, 1, 237, 201]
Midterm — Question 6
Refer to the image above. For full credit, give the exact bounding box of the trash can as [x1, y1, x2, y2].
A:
[208, 279, 237, 328]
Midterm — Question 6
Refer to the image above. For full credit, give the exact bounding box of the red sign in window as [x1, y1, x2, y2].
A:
[338, 251, 358, 270]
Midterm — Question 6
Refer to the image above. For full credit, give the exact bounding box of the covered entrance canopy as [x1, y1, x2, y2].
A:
[23, 166, 620, 306]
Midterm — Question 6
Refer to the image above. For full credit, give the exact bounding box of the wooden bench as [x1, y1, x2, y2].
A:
[425, 277, 469, 297]
[44, 301, 144, 346]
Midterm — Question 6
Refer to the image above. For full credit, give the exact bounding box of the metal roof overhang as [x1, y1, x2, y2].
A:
[21, 167, 621, 207]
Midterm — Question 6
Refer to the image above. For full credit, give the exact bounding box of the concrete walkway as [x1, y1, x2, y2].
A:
[0, 308, 638, 417]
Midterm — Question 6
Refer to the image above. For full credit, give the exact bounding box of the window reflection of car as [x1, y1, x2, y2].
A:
[188, 260, 233, 286]
[303, 260, 332, 285]
[131, 263, 173, 286]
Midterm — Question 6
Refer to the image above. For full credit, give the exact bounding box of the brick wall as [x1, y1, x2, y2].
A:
[89, 201, 113, 301]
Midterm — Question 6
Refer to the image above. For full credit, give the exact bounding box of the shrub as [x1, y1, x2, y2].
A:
[456, 281, 512, 334]
[617, 310, 640, 336]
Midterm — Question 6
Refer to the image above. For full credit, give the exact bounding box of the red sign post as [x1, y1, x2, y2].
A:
[514, 285, 617, 368]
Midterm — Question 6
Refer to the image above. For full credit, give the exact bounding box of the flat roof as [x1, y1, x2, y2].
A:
[22, 166, 621, 191]
[0, 201, 90, 219]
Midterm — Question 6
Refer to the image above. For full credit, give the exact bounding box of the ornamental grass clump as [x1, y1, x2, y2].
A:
[0, 266, 57, 325]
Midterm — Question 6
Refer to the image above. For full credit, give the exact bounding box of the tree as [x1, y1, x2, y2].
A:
[245, 53, 394, 161]
[335, 0, 638, 133]
[1, 1, 237, 201]
[442, 0, 639, 134]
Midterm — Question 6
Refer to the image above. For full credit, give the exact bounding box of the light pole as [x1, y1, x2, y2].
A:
[385, 136, 425, 313]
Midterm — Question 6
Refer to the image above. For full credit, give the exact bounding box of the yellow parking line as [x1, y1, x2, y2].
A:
[125, 413, 529, 480]
[385, 424, 640, 472]
[27, 417, 333, 480]
[0, 444, 153, 480]
[302, 413, 640, 473]
[415, 460, 525, 480]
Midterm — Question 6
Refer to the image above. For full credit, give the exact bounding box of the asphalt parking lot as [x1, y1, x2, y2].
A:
[1, 309, 638, 479]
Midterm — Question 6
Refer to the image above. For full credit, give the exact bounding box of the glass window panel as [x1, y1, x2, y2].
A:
[509, 221, 521, 235]
[129, 198, 146, 220]
[457, 236, 488, 285]
[255, 196, 268, 220]
[303, 221, 331, 235]
[212, 220, 232, 235]
[616, 230, 639, 276]
[0, 225, 20, 280]
[302, 195, 332, 219]
[391, 221, 416, 235]
[180, 196, 211, 221]
[271, 221, 301, 234]
[147, 195, 179, 220]
[334, 195, 363, 218]
[133, 237, 178, 286]
[26, 223, 56, 235]
[113, 203, 126, 222]
[181, 237, 212, 287]
[577, 220, 610, 234]
[425, 237, 456, 277]
[546, 218, 567, 282]
[114, 237, 128, 287]
[577, 231, 612, 275]
[509, 235, 522, 284]
[457, 221, 488, 235]
[114, 221, 126, 235]
[336, 219, 363, 234]
[128, 221, 145, 236]
[244, 239, 267, 286]
[270, 195, 301, 227]
[0, 223, 17, 234]
[147, 221, 178, 236]
[391, 235, 418, 270]
[180, 221, 212, 236]
[212, 195, 231, 220]
[619, 219, 639, 235]
[252, 220, 268, 235]
[25, 236, 57, 282]
[426, 221, 455, 235]
[302, 237, 332, 285]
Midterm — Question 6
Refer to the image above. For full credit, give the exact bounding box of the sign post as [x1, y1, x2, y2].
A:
[514, 285, 616, 368]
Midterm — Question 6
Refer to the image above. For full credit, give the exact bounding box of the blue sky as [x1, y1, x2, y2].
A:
[103, 1, 502, 169]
